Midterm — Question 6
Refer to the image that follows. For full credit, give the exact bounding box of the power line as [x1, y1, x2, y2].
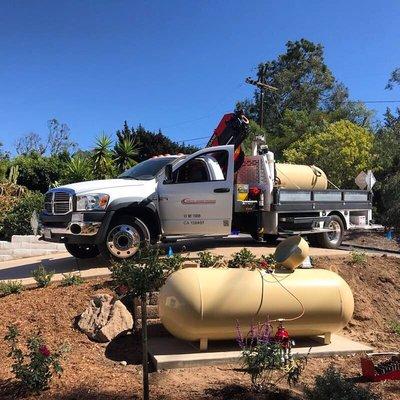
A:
[347, 100, 400, 104]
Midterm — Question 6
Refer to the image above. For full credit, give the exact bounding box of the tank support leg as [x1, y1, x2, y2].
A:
[324, 332, 331, 345]
[200, 338, 208, 351]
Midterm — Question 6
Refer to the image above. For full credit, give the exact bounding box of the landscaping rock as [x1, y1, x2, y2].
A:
[78, 293, 133, 342]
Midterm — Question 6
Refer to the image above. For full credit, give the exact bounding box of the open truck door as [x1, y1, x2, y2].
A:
[158, 145, 234, 236]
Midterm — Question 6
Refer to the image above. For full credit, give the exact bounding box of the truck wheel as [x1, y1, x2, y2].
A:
[100, 215, 149, 261]
[65, 243, 100, 259]
[263, 234, 279, 245]
[316, 215, 344, 249]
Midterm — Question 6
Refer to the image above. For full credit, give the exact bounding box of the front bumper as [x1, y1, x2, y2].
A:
[39, 211, 113, 244]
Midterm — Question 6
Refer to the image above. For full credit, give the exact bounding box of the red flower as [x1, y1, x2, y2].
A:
[39, 345, 51, 357]
[116, 284, 129, 295]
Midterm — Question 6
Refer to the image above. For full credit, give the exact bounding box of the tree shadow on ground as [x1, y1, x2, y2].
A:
[105, 334, 142, 365]
[0, 378, 140, 400]
[204, 384, 301, 400]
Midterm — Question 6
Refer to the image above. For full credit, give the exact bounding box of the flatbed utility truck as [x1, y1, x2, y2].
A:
[39, 112, 375, 260]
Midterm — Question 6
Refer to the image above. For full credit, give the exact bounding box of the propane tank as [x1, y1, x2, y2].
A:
[158, 267, 354, 343]
[275, 163, 328, 190]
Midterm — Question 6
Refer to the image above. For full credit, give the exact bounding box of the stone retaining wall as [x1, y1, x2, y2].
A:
[0, 235, 66, 262]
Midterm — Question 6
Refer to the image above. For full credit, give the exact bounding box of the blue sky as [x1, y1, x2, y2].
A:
[0, 0, 399, 154]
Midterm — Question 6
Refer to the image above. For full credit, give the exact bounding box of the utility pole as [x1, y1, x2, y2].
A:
[245, 70, 277, 128]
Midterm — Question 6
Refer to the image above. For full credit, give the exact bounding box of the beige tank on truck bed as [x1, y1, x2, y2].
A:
[275, 163, 327, 190]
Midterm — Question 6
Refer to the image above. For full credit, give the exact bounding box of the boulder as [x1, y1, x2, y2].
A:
[78, 293, 133, 342]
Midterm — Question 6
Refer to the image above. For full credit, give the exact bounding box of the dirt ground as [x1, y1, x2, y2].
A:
[344, 231, 400, 252]
[0, 254, 399, 400]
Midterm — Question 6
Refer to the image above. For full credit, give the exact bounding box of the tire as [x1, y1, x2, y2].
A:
[99, 214, 149, 261]
[65, 243, 100, 259]
[263, 234, 279, 245]
[314, 215, 344, 249]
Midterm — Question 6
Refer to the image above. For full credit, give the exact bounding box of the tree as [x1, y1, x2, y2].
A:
[92, 134, 115, 179]
[239, 39, 335, 132]
[110, 247, 182, 400]
[373, 108, 400, 229]
[12, 153, 69, 192]
[238, 39, 373, 157]
[115, 121, 198, 163]
[134, 125, 198, 162]
[284, 120, 375, 188]
[386, 67, 400, 90]
[113, 137, 139, 173]
[241, 120, 267, 155]
[15, 132, 45, 155]
[15, 119, 75, 156]
[271, 109, 328, 158]
[46, 119, 76, 155]
[0, 142, 10, 181]
[62, 154, 94, 184]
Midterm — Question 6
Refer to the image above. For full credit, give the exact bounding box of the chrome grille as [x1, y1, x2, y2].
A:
[44, 191, 72, 215]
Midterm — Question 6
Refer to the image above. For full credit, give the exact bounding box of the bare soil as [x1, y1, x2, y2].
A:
[344, 231, 400, 252]
[0, 254, 399, 400]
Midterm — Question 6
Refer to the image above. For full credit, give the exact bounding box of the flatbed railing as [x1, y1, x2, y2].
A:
[272, 188, 372, 212]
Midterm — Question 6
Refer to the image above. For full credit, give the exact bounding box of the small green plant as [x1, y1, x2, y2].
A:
[228, 248, 258, 269]
[32, 264, 54, 288]
[390, 320, 400, 335]
[162, 253, 185, 272]
[349, 250, 367, 265]
[236, 321, 306, 390]
[61, 272, 84, 286]
[0, 280, 23, 297]
[259, 254, 277, 270]
[5, 325, 69, 393]
[304, 366, 379, 400]
[197, 251, 223, 268]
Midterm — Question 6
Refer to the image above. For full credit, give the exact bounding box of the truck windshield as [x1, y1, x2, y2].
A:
[118, 157, 177, 180]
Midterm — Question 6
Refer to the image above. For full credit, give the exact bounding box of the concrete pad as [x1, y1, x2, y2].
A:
[148, 334, 373, 371]
[0, 252, 110, 281]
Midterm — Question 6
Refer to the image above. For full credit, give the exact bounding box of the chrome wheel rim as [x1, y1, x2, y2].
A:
[327, 220, 341, 245]
[106, 224, 140, 258]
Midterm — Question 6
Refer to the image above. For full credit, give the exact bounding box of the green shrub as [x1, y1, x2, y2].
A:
[304, 366, 379, 400]
[61, 272, 84, 286]
[13, 153, 68, 193]
[110, 246, 166, 296]
[1, 191, 43, 240]
[390, 320, 400, 335]
[237, 321, 306, 390]
[5, 325, 69, 393]
[349, 250, 367, 265]
[0, 280, 24, 297]
[228, 248, 258, 269]
[197, 251, 223, 268]
[259, 254, 277, 270]
[161, 253, 185, 272]
[32, 265, 54, 288]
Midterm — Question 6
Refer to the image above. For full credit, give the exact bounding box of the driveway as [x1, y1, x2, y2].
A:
[0, 235, 352, 283]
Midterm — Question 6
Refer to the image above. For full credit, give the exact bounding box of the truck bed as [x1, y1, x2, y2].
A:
[271, 188, 372, 212]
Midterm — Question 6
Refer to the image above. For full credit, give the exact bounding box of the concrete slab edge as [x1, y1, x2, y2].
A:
[0, 268, 112, 288]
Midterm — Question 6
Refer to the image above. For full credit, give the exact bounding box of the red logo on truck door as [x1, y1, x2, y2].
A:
[181, 198, 216, 205]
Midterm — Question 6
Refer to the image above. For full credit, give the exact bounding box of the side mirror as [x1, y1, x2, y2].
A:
[164, 164, 173, 184]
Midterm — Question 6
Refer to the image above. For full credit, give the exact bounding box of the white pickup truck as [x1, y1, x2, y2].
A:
[39, 141, 374, 260]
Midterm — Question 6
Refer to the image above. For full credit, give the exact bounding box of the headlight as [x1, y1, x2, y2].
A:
[76, 194, 109, 211]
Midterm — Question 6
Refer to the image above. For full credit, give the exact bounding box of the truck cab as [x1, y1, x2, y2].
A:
[39, 145, 236, 260]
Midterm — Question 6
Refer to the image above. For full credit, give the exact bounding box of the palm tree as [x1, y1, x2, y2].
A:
[63, 155, 93, 184]
[113, 137, 139, 173]
[92, 134, 114, 179]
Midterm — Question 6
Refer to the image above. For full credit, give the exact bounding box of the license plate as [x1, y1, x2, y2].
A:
[43, 228, 52, 239]
[71, 213, 84, 222]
